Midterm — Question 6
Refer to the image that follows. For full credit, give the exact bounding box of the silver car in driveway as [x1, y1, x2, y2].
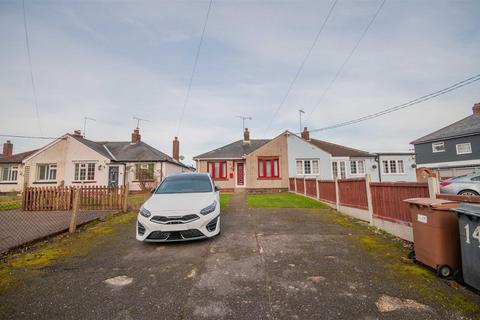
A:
[440, 173, 480, 196]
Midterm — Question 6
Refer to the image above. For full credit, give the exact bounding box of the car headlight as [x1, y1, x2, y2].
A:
[140, 207, 151, 218]
[200, 200, 217, 215]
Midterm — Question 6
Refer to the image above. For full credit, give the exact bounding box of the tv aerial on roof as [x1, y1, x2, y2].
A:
[133, 116, 150, 129]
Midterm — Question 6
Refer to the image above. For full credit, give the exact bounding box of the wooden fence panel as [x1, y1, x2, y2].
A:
[305, 179, 317, 198]
[23, 185, 125, 211]
[318, 180, 336, 203]
[338, 179, 368, 209]
[371, 182, 429, 224]
[289, 178, 296, 191]
[296, 178, 305, 194]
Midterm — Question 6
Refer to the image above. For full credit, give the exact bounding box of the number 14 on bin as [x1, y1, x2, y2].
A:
[465, 223, 480, 247]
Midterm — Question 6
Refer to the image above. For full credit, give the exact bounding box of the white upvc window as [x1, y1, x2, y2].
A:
[332, 161, 346, 179]
[36, 163, 57, 181]
[0, 165, 18, 182]
[456, 143, 472, 155]
[350, 160, 365, 175]
[74, 163, 95, 181]
[382, 160, 405, 174]
[432, 141, 445, 153]
[296, 159, 319, 175]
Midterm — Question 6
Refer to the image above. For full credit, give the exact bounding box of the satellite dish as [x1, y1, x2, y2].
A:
[180, 155, 185, 161]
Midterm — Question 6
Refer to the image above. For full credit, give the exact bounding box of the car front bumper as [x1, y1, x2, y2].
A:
[136, 211, 220, 242]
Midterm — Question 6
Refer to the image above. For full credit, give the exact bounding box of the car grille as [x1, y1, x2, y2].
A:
[150, 214, 200, 224]
[146, 229, 205, 241]
[137, 222, 146, 236]
[206, 217, 218, 232]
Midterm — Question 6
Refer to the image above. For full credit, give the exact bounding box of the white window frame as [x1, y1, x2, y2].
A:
[382, 159, 405, 175]
[74, 162, 95, 181]
[332, 161, 346, 179]
[0, 165, 18, 182]
[432, 141, 445, 153]
[350, 160, 365, 175]
[296, 159, 319, 175]
[456, 143, 472, 155]
[36, 163, 57, 182]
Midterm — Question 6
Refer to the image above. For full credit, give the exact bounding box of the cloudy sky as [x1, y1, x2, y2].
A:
[1, 0, 479, 165]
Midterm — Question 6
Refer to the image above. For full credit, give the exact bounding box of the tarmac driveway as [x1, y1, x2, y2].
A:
[0, 194, 479, 319]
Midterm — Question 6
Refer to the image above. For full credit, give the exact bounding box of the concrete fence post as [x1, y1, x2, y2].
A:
[334, 177, 340, 211]
[365, 174, 374, 225]
[316, 177, 320, 200]
[122, 183, 129, 213]
[427, 177, 439, 199]
[69, 188, 80, 233]
[294, 178, 297, 193]
[303, 177, 306, 195]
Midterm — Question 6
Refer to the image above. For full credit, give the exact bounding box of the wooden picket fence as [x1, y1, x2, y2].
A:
[23, 186, 127, 211]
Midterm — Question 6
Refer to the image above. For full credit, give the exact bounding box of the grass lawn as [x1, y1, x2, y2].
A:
[247, 193, 329, 209]
[220, 193, 232, 209]
[127, 193, 151, 210]
[0, 195, 22, 211]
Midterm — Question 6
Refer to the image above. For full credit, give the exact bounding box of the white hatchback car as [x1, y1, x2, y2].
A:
[136, 173, 221, 242]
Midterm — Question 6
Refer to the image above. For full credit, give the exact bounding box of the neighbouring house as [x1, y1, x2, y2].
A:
[193, 129, 290, 192]
[292, 128, 417, 182]
[0, 141, 38, 194]
[0, 129, 190, 193]
[411, 102, 480, 179]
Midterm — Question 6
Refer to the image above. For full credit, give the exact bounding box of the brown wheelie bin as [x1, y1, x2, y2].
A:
[404, 198, 460, 278]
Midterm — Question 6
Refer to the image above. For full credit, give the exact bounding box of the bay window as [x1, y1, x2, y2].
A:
[258, 158, 279, 178]
[36, 163, 57, 181]
[296, 159, 319, 175]
[0, 165, 18, 182]
[208, 161, 227, 179]
[350, 160, 365, 175]
[74, 163, 95, 181]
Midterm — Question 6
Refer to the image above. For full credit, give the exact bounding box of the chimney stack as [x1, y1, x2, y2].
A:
[131, 128, 141, 144]
[473, 102, 480, 116]
[301, 127, 310, 141]
[173, 136, 180, 161]
[243, 128, 250, 145]
[73, 130, 83, 136]
[3, 140, 13, 157]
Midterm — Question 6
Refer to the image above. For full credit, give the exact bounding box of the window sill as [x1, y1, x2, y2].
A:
[72, 181, 97, 184]
[257, 177, 281, 180]
[0, 182, 18, 185]
[33, 181, 57, 184]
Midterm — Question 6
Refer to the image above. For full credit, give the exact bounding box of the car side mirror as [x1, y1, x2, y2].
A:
[214, 185, 220, 192]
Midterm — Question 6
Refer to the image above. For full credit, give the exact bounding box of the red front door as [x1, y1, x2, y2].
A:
[237, 163, 245, 186]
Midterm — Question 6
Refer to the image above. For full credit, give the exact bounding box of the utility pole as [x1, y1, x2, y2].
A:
[133, 116, 150, 129]
[83, 117, 96, 137]
[298, 109, 305, 133]
[235, 115, 252, 132]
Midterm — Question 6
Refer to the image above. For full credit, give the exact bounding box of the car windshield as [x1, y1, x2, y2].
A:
[155, 175, 212, 194]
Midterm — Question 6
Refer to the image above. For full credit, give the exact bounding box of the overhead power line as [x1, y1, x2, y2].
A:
[306, 73, 480, 133]
[265, 0, 338, 133]
[22, 0, 42, 135]
[0, 134, 60, 140]
[176, 0, 213, 136]
[306, 0, 386, 124]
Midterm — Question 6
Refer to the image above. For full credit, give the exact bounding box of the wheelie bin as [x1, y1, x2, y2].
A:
[404, 198, 460, 278]
[452, 203, 480, 290]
